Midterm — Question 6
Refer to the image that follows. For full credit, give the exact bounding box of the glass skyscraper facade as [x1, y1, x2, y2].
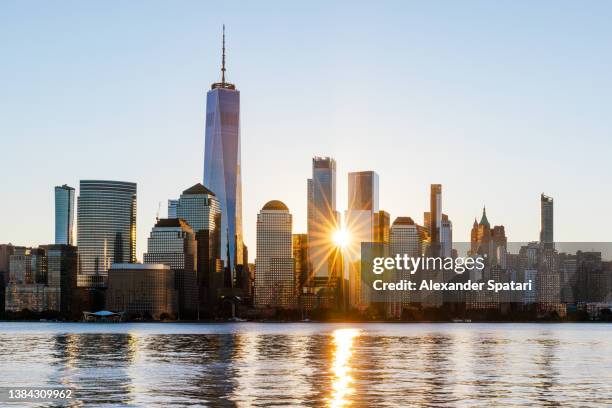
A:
[345, 171, 379, 309]
[307, 157, 338, 280]
[76, 180, 137, 287]
[54, 184, 75, 245]
[203, 34, 244, 287]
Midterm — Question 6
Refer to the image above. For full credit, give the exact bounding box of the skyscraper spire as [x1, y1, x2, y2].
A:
[211, 25, 235, 90]
[221, 24, 226, 85]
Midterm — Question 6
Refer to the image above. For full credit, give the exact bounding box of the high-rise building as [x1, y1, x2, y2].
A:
[307, 157, 338, 281]
[292, 234, 308, 292]
[167, 199, 178, 219]
[390, 217, 425, 259]
[203, 27, 245, 288]
[54, 184, 75, 245]
[373, 211, 390, 244]
[470, 207, 507, 267]
[254, 200, 296, 309]
[440, 216, 453, 258]
[76, 180, 137, 287]
[540, 193, 554, 249]
[0, 244, 14, 285]
[388, 217, 426, 317]
[176, 183, 222, 310]
[106, 263, 178, 320]
[47, 244, 78, 317]
[144, 218, 198, 318]
[345, 171, 379, 309]
[429, 184, 442, 256]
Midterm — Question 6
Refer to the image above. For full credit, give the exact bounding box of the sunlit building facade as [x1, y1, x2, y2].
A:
[429, 184, 442, 256]
[255, 201, 296, 309]
[307, 157, 338, 281]
[54, 184, 75, 245]
[76, 180, 137, 287]
[345, 171, 379, 310]
[203, 29, 245, 288]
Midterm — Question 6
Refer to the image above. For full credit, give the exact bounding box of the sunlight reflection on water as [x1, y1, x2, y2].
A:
[0, 323, 611, 407]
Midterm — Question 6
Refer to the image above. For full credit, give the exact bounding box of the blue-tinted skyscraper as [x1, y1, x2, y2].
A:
[203, 27, 244, 287]
[55, 184, 75, 245]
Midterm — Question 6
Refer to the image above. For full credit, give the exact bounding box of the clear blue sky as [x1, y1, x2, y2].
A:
[1, 1, 611, 260]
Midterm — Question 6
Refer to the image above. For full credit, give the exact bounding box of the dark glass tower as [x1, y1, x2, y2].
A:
[55, 184, 75, 245]
[203, 26, 244, 287]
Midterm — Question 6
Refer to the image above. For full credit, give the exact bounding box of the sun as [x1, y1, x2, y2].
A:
[332, 229, 351, 249]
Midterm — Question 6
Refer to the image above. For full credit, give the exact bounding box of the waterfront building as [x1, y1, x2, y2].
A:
[4, 245, 75, 315]
[176, 183, 222, 310]
[106, 263, 178, 320]
[203, 26, 245, 288]
[254, 201, 296, 309]
[47, 244, 78, 317]
[388, 217, 427, 317]
[143, 218, 198, 318]
[76, 180, 137, 287]
[307, 156, 339, 282]
[54, 184, 75, 245]
[345, 171, 379, 310]
[292, 234, 308, 293]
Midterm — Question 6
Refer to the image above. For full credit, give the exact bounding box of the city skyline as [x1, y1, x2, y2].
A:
[2, 2, 612, 259]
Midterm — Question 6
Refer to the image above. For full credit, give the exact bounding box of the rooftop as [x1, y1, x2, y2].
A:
[182, 183, 216, 196]
[262, 200, 289, 211]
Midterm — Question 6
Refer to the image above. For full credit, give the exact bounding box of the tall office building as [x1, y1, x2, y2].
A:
[292, 234, 308, 291]
[345, 171, 379, 309]
[76, 180, 137, 287]
[55, 184, 75, 245]
[47, 244, 78, 317]
[540, 193, 554, 249]
[307, 157, 338, 281]
[390, 217, 425, 259]
[143, 218, 198, 318]
[176, 183, 222, 309]
[373, 211, 390, 244]
[429, 184, 442, 256]
[388, 217, 426, 317]
[203, 26, 245, 288]
[254, 201, 296, 309]
[440, 216, 453, 258]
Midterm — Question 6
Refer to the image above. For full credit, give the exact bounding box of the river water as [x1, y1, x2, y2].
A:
[0, 322, 610, 407]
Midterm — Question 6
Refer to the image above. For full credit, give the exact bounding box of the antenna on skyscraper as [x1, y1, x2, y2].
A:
[221, 24, 226, 85]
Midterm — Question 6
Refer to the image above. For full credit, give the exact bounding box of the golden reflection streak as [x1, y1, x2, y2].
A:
[328, 328, 360, 407]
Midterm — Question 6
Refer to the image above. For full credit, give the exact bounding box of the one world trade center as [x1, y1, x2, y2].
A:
[203, 26, 244, 288]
